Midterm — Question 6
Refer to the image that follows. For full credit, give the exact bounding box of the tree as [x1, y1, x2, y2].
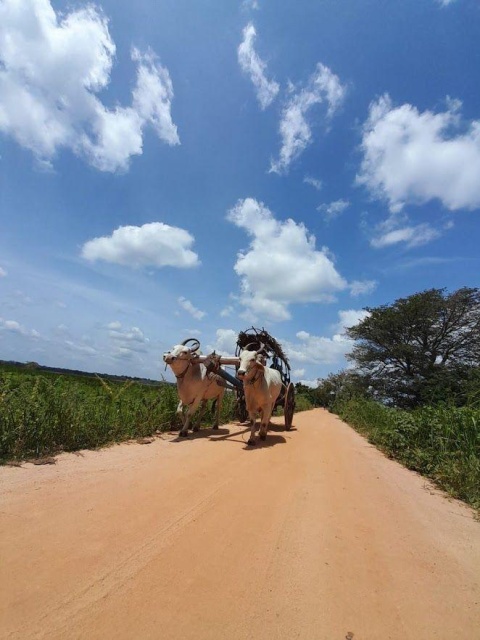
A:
[346, 287, 480, 408]
[315, 370, 370, 408]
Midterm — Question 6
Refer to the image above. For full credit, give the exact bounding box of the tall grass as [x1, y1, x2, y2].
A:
[0, 370, 186, 461]
[334, 397, 480, 509]
[0, 367, 313, 463]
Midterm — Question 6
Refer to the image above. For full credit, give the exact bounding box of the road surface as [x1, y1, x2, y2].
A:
[1, 409, 479, 639]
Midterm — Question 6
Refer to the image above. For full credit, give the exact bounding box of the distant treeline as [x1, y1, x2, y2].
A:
[0, 359, 165, 386]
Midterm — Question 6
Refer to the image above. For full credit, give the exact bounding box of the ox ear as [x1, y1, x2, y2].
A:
[255, 353, 266, 367]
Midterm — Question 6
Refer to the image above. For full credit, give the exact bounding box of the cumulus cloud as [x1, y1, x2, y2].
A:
[81, 222, 200, 269]
[227, 198, 347, 321]
[0, 0, 179, 171]
[336, 309, 370, 334]
[207, 329, 238, 356]
[283, 309, 369, 368]
[238, 23, 279, 110]
[0, 267, 7, 277]
[178, 297, 206, 320]
[107, 323, 149, 359]
[293, 368, 305, 377]
[357, 94, 480, 212]
[317, 199, 350, 221]
[270, 63, 346, 174]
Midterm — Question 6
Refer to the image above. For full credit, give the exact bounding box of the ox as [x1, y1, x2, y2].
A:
[236, 343, 283, 446]
[163, 338, 225, 437]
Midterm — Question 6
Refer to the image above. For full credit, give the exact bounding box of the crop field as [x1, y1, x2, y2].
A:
[0, 364, 234, 462]
[0, 363, 314, 463]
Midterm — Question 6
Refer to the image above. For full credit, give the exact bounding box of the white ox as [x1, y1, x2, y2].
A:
[163, 339, 225, 437]
[236, 344, 283, 446]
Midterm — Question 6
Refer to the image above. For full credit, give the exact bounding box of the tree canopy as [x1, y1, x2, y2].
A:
[346, 287, 480, 408]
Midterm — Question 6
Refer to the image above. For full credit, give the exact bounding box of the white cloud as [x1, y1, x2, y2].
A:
[81, 222, 200, 269]
[298, 378, 319, 388]
[284, 309, 369, 368]
[371, 223, 441, 249]
[107, 321, 122, 330]
[109, 326, 147, 343]
[207, 329, 238, 356]
[349, 280, 377, 297]
[220, 305, 234, 317]
[0, 267, 7, 277]
[285, 332, 351, 366]
[238, 23, 279, 110]
[0, 317, 40, 339]
[227, 198, 347, 321]
[0, 0, 179, 172]
[317, 199, 350, 221]
[178, 297, 206, 320]
[336, 309, 370, 334]
[293, 368, 305, 377]
[107, 324, 149, 359]
[270, 63, 346, 174]
[303, 176, 323, 191]
[357, 94, 480, 212]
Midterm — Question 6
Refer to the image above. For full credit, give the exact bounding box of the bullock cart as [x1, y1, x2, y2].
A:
[202, 327, 295, 431]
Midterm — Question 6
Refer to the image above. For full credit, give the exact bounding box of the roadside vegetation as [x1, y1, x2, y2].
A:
[316, 287, 480, 510]
[0, 365, 236, 462]
[0, 363, 315, 463]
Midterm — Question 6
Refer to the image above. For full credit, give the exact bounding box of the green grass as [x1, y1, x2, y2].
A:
[0, 366, 311, 463]
[0, 370, 183, 461]
[334, 397, 480, 510]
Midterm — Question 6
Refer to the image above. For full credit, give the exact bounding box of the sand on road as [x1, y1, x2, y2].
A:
[1, 408, 479, 640]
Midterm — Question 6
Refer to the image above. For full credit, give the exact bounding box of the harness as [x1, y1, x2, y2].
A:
[245, 366, 262, 385]
[174, 359, 191, 380]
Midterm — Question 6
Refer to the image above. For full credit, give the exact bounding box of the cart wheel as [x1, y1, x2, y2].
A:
[284, 382, 295, 430]
[237, 393, 249, 423]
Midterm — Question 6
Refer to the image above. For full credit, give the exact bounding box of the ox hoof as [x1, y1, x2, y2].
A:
[247, 439, 256, 446]
[179, 431, 189, 438]
[259, 433, 266, 441]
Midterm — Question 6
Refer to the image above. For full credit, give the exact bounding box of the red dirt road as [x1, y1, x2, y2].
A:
[1, 409, 479, 640]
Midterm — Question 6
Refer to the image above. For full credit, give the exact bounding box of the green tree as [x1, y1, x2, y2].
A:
[346, 287, 480, 408]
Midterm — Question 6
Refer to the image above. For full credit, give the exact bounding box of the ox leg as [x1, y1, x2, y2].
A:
[259, 406, 271, 441]
[179, 397, 203, 437]
[176, 400, 185, 427]
[212, 390, 224, 429]
[192, 399, 208, 432]
[247, 414, 257, 446]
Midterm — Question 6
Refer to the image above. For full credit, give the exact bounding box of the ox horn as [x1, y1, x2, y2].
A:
[243, 341, 266, 354]
[181, 338, 200, 352]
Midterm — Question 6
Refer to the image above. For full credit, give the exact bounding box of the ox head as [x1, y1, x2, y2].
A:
[163, 338, 200, 365]
[236, 342, 267, 381]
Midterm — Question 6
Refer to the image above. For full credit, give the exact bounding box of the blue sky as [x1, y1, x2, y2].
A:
[1, 0, 479, 385]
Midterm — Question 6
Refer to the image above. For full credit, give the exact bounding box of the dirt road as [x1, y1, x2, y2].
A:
[1, 409, 479, 640]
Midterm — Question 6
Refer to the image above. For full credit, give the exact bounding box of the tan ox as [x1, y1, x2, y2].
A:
[163, 339, 225, 437]
[236, 343, 283, 446]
